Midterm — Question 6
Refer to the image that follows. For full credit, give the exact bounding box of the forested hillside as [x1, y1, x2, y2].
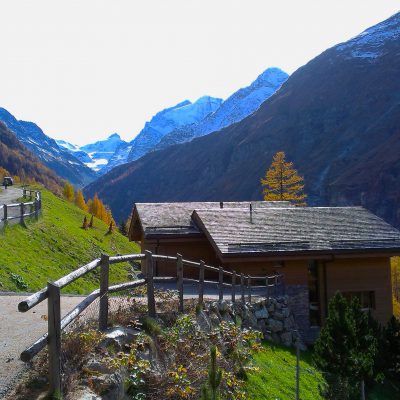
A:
[0, 122, 63, 193]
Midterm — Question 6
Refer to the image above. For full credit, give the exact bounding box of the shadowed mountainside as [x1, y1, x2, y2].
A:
[85, 13, 400, 227]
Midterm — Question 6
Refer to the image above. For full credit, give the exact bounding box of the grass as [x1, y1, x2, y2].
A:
[391, 257, 400, 318]
[0, 186, 140, 294]
[245, 342, 325, 400]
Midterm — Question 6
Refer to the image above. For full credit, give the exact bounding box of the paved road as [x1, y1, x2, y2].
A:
[0, 295, 84, 399]
[0, 187, 24, 225]
[0, 186, 22, 205]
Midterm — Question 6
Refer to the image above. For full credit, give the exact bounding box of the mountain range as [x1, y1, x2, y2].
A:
[84, 12, 400, 229]
[57, 68, 288, 174]
[0, 108, 97, 186]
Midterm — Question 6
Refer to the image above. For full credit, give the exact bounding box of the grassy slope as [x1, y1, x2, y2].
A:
[245, 342, 325, 400]
[0, 187, 139, 293]
[391, 257, 400, 317]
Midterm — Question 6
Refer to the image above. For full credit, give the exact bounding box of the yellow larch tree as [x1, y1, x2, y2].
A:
[63, 182, 75, 202]
[260, 151, 307, 206]
[74, 190, 88, 211]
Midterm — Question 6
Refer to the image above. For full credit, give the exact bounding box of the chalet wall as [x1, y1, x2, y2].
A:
[325, 257, 393, 324]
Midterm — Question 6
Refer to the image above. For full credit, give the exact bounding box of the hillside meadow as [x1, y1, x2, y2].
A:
[0, 186, 139, 294]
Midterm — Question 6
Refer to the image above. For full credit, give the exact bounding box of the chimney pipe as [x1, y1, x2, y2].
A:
[220, 201, 223, 209]
[250, 203, 253, 223]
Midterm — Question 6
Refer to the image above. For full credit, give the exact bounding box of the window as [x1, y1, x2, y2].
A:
[342, 291, 376, 310]
[308, 260, 321, 326]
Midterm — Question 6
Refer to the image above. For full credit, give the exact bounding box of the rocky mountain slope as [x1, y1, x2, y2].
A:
[0, 122, 64, 192]
[156, 68, 288, 150]
[84, 12, 400, 227]
[0, 108, 97, 186]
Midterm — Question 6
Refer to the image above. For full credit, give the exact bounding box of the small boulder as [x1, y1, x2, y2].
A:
[99, 326, 141, 351]
[255, 307, 269, 319]
[268, 319, 283, 333]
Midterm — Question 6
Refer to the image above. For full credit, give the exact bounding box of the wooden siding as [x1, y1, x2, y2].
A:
[325, 257, 393, 324]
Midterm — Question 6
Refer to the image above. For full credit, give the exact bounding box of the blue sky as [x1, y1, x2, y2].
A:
[1, 0, 399, 144]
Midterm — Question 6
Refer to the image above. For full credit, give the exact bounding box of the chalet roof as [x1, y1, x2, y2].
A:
[191, 207, 400, 257]
[133, 201, 293, 239]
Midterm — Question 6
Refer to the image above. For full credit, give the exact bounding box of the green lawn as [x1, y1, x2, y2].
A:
[0, 186, 140, 294]
[245, 342, 325, 400]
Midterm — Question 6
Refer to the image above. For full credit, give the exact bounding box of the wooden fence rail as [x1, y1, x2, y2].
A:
[18, 250, 284, 396]
[0, 188, 42, 225]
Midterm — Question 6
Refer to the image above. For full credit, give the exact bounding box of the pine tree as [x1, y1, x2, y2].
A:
[74, 190, 88, 211]
[201, 346, 222, 400]
[314, 293, 378, 399]
[63, 182, 75, 202]
[383, 316, 400, 380]
[81, 216, 88, 229]
[88, 214, 94, 228]
[119, 219, 128, 236]
[260, 151, 306, 205]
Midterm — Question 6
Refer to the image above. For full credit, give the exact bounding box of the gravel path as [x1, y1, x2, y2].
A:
[0, 294, 84, 399]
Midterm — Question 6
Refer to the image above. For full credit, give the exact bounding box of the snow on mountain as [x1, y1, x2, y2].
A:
[100, 142, 133, 173]
[126, 96, 223, 162]
[57, 133, 127, 172]
[335, 12, 400, 59]
[156, 68, 289, 149]
[0, 107, 97, 186]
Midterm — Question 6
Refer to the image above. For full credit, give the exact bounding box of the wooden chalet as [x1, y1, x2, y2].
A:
[129, 201, 400, 340]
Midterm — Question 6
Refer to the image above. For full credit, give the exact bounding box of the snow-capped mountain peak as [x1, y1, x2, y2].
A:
[335, 12, 400, 59]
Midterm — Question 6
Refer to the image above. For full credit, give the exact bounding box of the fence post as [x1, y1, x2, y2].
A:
[199, 260, 205, 305]
[240, 273, 245, 304]
[231, 271, 236, 303]
[146, 250, 156, 318]
[296, 338, 300, 400]
[247, 276, 251, 303]
[3, 204, 7, 222]
[47, 281, 62, 396]
[218, 266, 223, 302]
[34, 199, 39, 220]
[265, 277, 269, 299]
[23, 188, 26, 199]
[99, 253, 110, 331]
[20, 202, 24, 225]
[177, 253, 184, 313]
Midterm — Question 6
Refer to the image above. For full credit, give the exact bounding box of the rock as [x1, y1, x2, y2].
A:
[90, 373, 125, 400]
[275, 302, 283, 310]
[218, 301, 231, 314]
[284, 317, 294, 330]
[86, 358, 112, 374]
[69, 387, 102, 400]
[196, 310, 212, 332]
[99, 326, 141, 351]
[281, 332, 292, 347]
[254, 307, 269, 319]
[282, 308, 290, 318]
[268, 319, 283, 333]
[272, 333, 281, 343]
[267, 303, 275, 313]
[209, 312, 221, 328]
[274, 312, 284, 321]
[257, 319, 266, 330]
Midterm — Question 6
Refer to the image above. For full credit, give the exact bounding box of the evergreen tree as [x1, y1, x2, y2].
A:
[63, 182, 74, 202]
[119, 219, 128, 236]
[314, 293, 378, 399]
[81, 216, 88, 229]
[201, 346, 222, 400]
[260, 151, 306, 205]
[383, 316, 400, 380]
[88, 214, 94, 228]
[74, 190, 88, 211]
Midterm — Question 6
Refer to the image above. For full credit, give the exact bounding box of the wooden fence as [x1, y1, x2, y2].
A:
[18, 251, 284, 395]
[0, 188, 42, 225]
